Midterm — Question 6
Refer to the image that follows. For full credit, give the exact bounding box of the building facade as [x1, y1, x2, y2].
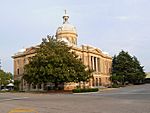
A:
[12, 12, 112, 91]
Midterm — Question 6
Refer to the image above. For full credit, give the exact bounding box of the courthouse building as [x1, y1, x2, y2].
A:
[12, 12, 112, 91]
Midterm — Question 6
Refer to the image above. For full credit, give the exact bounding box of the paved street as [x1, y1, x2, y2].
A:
[0, 84, 150, 113]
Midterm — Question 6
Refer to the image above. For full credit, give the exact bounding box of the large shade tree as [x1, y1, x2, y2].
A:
[111, 50, 146, 85]
[23, 36, 93, 89]
[0, 69, 13, 88]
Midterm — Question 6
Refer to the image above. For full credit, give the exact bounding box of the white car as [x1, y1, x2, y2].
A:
[1, 88, 9, 91]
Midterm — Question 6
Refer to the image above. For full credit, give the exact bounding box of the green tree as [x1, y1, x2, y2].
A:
[111, 50, 146, 85]
[128, 56, 146, 84]
[0, 69, 13, 89]
[23, 36, 93, 90]
[14, 80, 20, 91]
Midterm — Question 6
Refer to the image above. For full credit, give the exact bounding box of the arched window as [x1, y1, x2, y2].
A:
[38, 84, 42, 89]
[32, 84, 36, 89]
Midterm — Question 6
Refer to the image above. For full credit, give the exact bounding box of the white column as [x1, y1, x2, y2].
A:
[96, 57, 98, 72]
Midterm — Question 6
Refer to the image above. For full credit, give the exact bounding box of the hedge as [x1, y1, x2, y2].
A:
[72, 88, 99, 93]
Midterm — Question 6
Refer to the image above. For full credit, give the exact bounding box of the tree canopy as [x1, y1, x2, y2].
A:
[0, 69, 13, 87]
[111, 50, 146, 85]
[23, 36, 93, 89]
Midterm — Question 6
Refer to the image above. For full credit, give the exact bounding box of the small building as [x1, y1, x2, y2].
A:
[145, 72, 150, 83]
[6, 83, 14, 90]
[12, 12, 112, 91]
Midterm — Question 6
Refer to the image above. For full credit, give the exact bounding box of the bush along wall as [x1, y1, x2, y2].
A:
[72, 88, 99, 93]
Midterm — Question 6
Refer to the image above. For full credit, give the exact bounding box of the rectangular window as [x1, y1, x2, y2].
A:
[99, 78, 101, 86]
[17, 68, 19, 75]
[91, 56, 93, 69]
[96, 78, 98, 86]
[94, 57, 96, 71]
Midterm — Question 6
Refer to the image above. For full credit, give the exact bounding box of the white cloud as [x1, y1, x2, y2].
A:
[114, 16, 144, 22]
[115, 16, 130, 21]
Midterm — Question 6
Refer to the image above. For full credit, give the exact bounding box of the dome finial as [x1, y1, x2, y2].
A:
[63, 10, 69, 24]
[64, 9, 67, 14]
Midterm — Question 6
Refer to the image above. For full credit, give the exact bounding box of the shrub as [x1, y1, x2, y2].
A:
[72, 88, 98, 93]
[112, 83, 120, 88]
[14, 80, 20, 91]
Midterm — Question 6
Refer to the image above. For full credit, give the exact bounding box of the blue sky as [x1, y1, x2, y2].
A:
[0, 0, 150, 73]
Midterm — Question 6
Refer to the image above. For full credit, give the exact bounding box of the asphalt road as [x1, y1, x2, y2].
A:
[0, 84, 150, 113]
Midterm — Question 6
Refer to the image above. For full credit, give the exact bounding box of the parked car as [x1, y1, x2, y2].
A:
[1, 88, 9, 91]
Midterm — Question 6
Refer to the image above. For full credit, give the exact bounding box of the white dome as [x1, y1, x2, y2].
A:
[56, 23, 77, 34]
[56, 11, 78, 45]
[56, 11, 77, 35]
